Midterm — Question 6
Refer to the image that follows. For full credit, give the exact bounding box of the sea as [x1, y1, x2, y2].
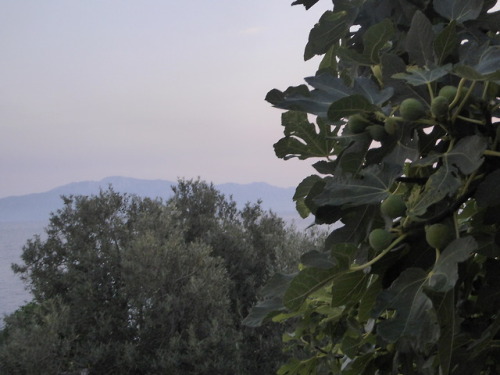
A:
[0, 221, 47, 326]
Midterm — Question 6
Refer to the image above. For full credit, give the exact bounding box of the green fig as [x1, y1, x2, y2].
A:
[367, 125, 387, 141]
[425, 223, 453, 249]
[399, 98, 426, 121]
[438, 85, 458, 103]
[431, 96, 450, 119]
[381, 195, 406, 218]
[384, 117, 398, 135]
[369, 228, 393, 251]
[347, 114, 372, 134]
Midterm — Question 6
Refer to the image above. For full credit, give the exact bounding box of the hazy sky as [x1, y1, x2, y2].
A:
[3, 2, 498, 199]
[1, 1, 333, 198]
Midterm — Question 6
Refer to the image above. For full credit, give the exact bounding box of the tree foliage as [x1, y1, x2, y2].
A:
[247, 1, 500, 374]
[0, 180, 321, 374]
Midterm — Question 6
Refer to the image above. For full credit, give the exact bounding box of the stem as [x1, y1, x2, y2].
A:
[460, 171, 478, 197]
[391, 116, 435, 127]
[482, 82, 490, 101]
[453, 211, 460, 239]
[402, 215, 413, 229]
[415, 118, 437, 126]
[350, 234, 408, 272]
[455, 115, 485, 125]
[446, 138, 455, 153]
[449, 78, 467, 109]
[452, 80, 477, 123]
[484, 149, 500, 157]
[427, 82, 435, 102]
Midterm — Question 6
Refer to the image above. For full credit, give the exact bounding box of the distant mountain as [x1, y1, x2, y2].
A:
[0, 177, 303, 224]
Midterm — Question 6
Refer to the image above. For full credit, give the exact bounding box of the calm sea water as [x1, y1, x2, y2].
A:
[0, 221, 47, 325]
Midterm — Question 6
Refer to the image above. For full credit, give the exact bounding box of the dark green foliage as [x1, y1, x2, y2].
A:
[1, 181, 321, 374]
[248, 0, 500, 374]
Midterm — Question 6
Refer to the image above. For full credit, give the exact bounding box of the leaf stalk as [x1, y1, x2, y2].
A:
[350, 234, 408, 272]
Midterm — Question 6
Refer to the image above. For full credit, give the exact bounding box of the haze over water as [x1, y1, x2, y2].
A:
[0, 221, 46, 322]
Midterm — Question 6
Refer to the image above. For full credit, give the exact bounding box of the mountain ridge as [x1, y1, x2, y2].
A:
[0, 177, 300, 223]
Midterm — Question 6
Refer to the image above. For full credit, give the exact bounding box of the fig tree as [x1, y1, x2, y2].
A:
[399, 98, 426, 121]
[431, 96, 449, 119]
[381, 195, 406, 218]
[347, 114, 371, 134]
[369, 228, 393, 251]
[425, 223, 453, 249]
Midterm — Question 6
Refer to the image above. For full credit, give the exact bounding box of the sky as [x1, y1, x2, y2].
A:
[2, 2, 498, 199]
[0, 0, 332, 198]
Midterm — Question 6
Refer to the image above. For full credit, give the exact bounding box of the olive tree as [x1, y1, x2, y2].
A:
[168, 179, 324, 373]
[1, 180, 322, 374]
[246, 1, 500, 374]
[2, 189, 239, 374]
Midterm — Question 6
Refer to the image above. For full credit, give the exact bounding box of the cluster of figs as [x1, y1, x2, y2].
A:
[368, 195, 452, 253]
[346, 86, 465, 252]
[347, 85, 461, 140]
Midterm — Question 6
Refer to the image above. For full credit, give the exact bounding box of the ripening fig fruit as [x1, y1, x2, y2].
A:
[438, 85, 458, 103]
[384, 117, 398, 135]
[367, 125, 387, 141]
[369, 228, 393, 251]
[431, 96, 450, 119]
[399, 98, 426, 121]
[425, 223, 453, 249]
[347, 114, 371, 134]
[381, 195, 406, 218]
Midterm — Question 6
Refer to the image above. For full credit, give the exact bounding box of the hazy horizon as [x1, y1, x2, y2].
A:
[0, 175, 297, 200]
[1, 1, 332, 198]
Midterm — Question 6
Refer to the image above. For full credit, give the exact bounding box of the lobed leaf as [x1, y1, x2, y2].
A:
[434, 0, 484, 23]
[304, 10, 350, 60]
[330, 271, 368, 307]
[325, 205, 381, 245]
[417, 135, 487, 174]
[362, 19, 395, 64]
[454, 45, 500, 81]
[475, 169, 500, 207]
[314, 163, 401, 208]
[392, 64, 452, 86]
[405, 11, 435, 66]
[283, 267, 341, 311]
[293, 175, 324, 218]
[425, 290, 456, 375]
[407, 164, 462, 218]
[327, 95, 380, 122]
[274, 111, 339, 160]
[242, 273, 296, 327]
[352, 77, 394, 105]
[434, 21, 458, 64]
[373, 268, 440, 348]
[426, 237, 477, 293]
[291, 0, 320, 9]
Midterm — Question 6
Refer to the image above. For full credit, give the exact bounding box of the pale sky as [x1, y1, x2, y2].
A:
[3, 2, 498, 199]
[1, 1, 332, 198]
